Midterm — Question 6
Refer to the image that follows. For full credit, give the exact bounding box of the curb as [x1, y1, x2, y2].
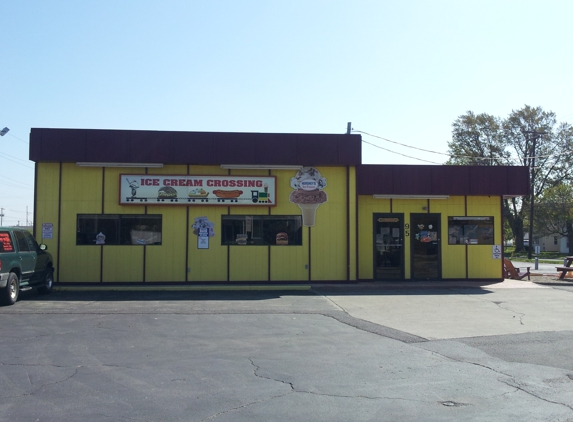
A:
[54, 285, 312, 292]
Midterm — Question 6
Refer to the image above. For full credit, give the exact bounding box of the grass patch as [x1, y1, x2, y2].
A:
[505, 247, 568, 262]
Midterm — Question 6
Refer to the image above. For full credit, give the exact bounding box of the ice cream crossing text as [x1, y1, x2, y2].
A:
[139, 178, 264, 188]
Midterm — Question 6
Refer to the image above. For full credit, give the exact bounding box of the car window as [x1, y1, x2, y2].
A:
[0, 231, 15, 252]
[14, 231, 30, 252]
[23, 231, 39, 251]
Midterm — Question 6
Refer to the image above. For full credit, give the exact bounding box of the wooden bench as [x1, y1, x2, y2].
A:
[555, 256, 573, 279]
[555, 267, 573, 279]
[503, 258, 530, 281]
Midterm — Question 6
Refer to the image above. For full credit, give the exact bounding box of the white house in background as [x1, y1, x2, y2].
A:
[526, 233, 569, 253]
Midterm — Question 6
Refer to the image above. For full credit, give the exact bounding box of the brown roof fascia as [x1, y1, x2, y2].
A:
[29, 128, 362, 167]
[356, 164, 530, 197]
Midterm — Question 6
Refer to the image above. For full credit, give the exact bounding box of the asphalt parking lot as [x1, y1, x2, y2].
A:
[1, 282, 573, 422]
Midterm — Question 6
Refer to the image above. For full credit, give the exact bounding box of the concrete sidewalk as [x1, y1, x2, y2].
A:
[312, 280, 573, 341]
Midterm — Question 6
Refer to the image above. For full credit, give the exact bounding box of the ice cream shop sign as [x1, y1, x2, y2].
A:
[290, 167, 328, 227]
[119, 174, 276, 206]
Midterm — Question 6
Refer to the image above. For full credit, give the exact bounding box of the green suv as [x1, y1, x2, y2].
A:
[0, 228, 55, 305]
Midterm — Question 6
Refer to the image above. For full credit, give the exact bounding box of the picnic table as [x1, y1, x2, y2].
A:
[556, 256, 573, 279]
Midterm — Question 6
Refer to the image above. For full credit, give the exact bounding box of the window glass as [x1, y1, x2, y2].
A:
[14, 230, 30, 252]
[221, 215, 302, 245]
[23, 231, 39, 251]
[448, 217, 494, 245]
[76, 214, 162, 245]
[0, 231, 14, 252]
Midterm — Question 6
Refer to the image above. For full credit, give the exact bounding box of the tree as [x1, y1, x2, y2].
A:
[447, 105, 573, 252]
[446, 111, 509, 166]
[535, 183, 573, 255]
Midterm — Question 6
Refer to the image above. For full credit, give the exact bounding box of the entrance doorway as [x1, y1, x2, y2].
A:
[373, 214, 404, 280]
[410, 213, 441, 280]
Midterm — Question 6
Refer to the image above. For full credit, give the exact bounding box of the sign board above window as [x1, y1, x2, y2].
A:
[120, 174, 276, 206]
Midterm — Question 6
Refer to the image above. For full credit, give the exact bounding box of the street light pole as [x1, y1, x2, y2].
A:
[525, 130, 546, 259]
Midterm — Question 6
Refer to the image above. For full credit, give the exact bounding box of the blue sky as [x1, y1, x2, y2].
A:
[2, 0, 573, 226]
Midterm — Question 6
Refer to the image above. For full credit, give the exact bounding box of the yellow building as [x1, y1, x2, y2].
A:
[30, 128, 528, 284]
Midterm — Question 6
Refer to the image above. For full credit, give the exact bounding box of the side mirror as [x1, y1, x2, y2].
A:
[40, 244, 48, 251]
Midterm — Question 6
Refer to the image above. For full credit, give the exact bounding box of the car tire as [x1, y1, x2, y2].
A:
[38, 269, 54, 295]
[1, 272, 19, 306]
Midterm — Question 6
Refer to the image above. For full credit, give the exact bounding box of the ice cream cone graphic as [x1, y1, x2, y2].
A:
[296, 203, 320, 227]
[289, 167, 327, 227]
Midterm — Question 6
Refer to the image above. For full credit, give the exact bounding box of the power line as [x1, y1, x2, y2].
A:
[361, 139, 443, 164]
[354, 129, 564, 162]
[7, 132, 28, 144]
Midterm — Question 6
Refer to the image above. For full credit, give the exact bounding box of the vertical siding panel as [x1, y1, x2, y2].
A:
[309, 167, 347, 281]
[144, 205, 187, 282]
[188, 206, 228, 281]
[348, 166, 357, 281]
[144, 166, 188, 282]
[102, 167, 146, 282]
[228, 169, 269, 282]
[270, 169, 308, 281]
[59, 164, 103, 282]
[35, 163, 61, 280]
[185, 165, 231, 282]
[430, 196, 466, 279]
[466, 196, 502, 279]
[102, 247, 144, 282]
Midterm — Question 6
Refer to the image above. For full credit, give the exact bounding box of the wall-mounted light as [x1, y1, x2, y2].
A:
[76, 162, 164, 168]
[373, 195, 450, 200]
[221, 164, 303, 170]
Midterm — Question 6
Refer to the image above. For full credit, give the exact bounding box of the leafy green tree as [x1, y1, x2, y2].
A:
[446, 111, 509, 166]
[447, 105, 573, 252]
[535, 183, 573, 255]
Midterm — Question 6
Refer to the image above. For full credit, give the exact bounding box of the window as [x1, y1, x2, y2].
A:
[0, 231, 14, 252]
[448, 217, 494, 245]
[23, 231, 40, 251]
[221, 215, 302, 246]
[554, 236, 558, 246]
[14, 230, 30, 251]
[76, 214, 162, 245]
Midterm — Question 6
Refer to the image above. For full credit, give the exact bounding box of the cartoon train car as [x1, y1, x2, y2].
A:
[251, 190, 271, 203]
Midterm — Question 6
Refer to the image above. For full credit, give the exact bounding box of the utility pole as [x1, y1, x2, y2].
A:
[525, 130, 546, 259]
[0, 208, 4, 226]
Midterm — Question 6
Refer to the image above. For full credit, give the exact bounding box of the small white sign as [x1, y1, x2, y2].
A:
[492, 244, 502, 259]
[198, 228, 209, 249]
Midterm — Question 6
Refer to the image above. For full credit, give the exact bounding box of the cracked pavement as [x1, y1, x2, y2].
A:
[1, 285, 573, 421]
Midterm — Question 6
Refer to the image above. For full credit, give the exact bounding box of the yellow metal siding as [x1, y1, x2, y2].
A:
[430, 196, 467, 279]
[347, 166, 357, 281]
[309, 167, 347, 281]
[102, 247, 144, 282]
[467, 196, 503, 279]
[144, 206, 187, 282]
[270, 169, 308, 281]
[188, 207, 228, 282]
[229, 246, 269, 281]
[228, 170, 270, 281]
[35, 163, 61, 279]
[59, 164, 103, 282]
[356, 195, 502, 281]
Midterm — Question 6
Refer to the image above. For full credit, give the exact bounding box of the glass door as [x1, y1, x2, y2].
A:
[410, 213, 441, 280]
[373, 214, 404, 280]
